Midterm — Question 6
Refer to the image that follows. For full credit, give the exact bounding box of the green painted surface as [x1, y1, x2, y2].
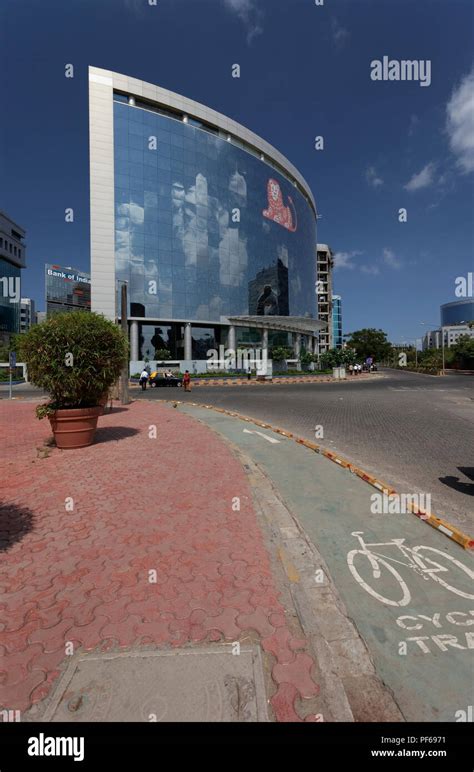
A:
[180, 404, 474, 722]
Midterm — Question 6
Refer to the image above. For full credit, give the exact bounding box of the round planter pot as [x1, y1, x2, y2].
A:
[49, 406, 103, 449]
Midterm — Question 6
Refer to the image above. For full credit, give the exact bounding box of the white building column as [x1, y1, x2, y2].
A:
[262, 328, 269, 359]
[184, 323, 193, 360]
[294, 333, 301, 358]
[307, 336, 313, 355]
[227, 325, 236, 351]
[130, 321, 139, 362]
[294, 333, 301, 370]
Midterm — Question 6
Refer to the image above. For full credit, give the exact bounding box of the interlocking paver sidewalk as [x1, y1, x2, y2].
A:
[0, 400, 321, 721]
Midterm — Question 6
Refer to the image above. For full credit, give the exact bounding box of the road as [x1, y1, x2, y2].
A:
[177, 403, 474, 722]
[134, 368, 474, 533]
[4, 368, 473, 530]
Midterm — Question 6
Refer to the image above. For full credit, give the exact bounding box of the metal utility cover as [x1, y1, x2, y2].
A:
[41, 646, 269, 722]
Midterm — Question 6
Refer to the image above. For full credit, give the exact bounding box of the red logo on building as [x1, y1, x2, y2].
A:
[262, 179, 297, 232]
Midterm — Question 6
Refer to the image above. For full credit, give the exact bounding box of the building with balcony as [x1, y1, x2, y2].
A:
[20, 298, 36, 333]
[316, 244, 334, 353]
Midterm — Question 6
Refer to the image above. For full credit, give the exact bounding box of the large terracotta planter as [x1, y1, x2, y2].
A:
[49, 406, 103, 449]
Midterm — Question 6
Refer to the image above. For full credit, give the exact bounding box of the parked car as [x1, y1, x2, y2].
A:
[149, 371, 182, 387]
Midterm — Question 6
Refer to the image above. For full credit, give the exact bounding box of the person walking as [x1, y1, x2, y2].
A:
[247, 366, 252, 381]
[349, 363, 353, 376]
[182, 370, 191, 392]
[139, 367, 149, 391]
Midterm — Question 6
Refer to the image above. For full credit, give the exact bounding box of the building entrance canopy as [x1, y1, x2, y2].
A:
[227, 316, 327, 336]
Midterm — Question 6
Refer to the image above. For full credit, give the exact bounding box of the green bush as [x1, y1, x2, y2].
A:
[272, 346, 293, 361]
[0, 368, 24, 381]
[299, 350, 314, 365]
[17, 311, 128, 416]
[320, 348, 356, 368]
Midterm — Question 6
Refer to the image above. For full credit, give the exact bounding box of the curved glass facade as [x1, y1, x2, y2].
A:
[0, 258, 20, 336]
[441, 300, 474, 326]
[113, 100, 317, 328]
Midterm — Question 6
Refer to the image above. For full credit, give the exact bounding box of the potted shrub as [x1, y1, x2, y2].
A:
[18, 311, 128, 449]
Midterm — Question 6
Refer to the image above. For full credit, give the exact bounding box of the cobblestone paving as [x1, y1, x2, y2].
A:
[0, 401, 321, 721]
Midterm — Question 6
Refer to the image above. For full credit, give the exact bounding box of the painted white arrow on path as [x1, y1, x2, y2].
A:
[243, 429, 280, 444]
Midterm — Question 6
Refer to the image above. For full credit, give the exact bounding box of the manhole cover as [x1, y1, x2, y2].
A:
[40, 646, 269, 722]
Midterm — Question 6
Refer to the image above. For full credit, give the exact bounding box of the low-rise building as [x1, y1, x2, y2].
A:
[20, 298, 36, 333]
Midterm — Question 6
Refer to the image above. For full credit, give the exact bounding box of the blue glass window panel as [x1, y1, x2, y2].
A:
[170, 132, 184, 148]
[129, 133, 145, 150]
[130, 149, 144, 165]
[144, 150, 158, 167]
[116, 174, 129, 189]
[158, 170, 172, 184]
[157, 156, 171, 171]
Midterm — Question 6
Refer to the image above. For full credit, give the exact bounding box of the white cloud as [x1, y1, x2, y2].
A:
[360, 264, 380, 275]
[223, 0, 263, 44]
[404, 162, 436, 192]
[331, 17, 349, 49]
[365, 166, 384, 188]
[333, 250, 362, 270]
[446, 68, 474, 174]
[382, 248, 402, 270]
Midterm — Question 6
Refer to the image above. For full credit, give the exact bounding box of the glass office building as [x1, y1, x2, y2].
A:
[45, 264, 91, 316]
[332, 295, 342, 349]
[441, 300, 474, 326]
[0, 211, 26, 342]
[89, 68, 321, 362]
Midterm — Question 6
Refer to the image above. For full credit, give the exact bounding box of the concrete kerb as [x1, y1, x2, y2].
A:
[174, 402, 405, 721]
[130, 373, 383, 389]
[164, 399, 474, 552]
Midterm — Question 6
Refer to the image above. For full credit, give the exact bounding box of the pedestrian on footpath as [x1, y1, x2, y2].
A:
[182, 370, 192, 392]
[139, 368, 149, 391]
[247, 366, 251, 381]
[349, 364, 353, 376]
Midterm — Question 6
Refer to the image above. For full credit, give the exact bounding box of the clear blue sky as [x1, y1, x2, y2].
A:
[1, 0, 473, 343]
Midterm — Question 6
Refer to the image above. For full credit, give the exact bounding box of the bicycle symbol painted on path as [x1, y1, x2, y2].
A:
[347, 532, 474, 607]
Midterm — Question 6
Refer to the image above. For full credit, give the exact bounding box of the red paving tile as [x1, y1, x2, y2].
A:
[0, 400, 320, 720]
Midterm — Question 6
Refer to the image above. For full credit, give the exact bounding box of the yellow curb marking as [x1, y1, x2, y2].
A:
[277, 547, 300, 583]
[164, 399, 474, 551]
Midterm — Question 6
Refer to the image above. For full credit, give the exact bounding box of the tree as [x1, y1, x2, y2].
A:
[299, 349, 314, 366]
[452, 335, 474, 369]
[344, 328, 392, 362]
[272, 346, 292, 361]
[320, 347, 356, 368]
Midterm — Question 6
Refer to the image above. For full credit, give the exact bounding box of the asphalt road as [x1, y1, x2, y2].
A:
[136, 368, 474, 533]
